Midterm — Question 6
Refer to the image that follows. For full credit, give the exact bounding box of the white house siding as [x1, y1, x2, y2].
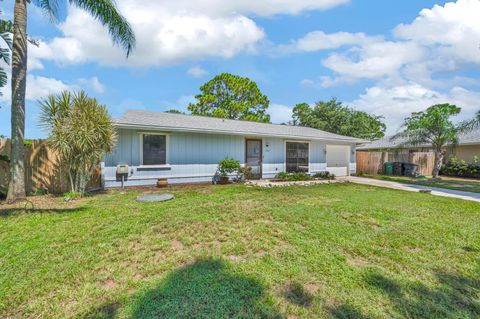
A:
[103, 129, 357, 187]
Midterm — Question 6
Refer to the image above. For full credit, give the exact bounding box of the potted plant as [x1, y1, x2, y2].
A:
[217, 158, 241, 184]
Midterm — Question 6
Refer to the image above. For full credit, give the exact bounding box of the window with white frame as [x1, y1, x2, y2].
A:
[142, 134, 167, 165]
[286, 142, 309, 173]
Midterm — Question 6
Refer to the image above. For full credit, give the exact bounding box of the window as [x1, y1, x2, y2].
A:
[286, 142, 309, 173]
[142, 134, 166, 165]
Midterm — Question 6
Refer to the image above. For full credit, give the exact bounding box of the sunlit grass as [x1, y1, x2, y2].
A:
[1, 183, 479, 318]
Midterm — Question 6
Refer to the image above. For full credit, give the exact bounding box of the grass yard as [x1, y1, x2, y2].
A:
[361, 173, 480, 193]
[1, 183, 479, 318]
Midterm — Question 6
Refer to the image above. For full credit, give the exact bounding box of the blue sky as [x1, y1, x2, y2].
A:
[1, 0, 479, 138]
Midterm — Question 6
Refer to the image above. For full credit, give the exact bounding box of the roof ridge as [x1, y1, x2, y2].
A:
[122, 109, 359, 140]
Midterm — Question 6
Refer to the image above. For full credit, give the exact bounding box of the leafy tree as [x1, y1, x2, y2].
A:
[7, 0, 135, 202]
[292, 98, 386, 140]
[188, 73, 270, 122]
[39, 91, 116, 195]
[392, 104, 469, 178]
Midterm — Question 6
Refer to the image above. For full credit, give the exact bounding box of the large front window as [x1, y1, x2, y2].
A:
[286, 142, 309, 173]
[142, 134, 166, 165]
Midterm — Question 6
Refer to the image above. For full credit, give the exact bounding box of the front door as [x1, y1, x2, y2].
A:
[245, 139, 262, 179]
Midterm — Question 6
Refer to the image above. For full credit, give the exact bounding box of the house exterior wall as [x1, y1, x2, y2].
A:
[103, 128, 356, 187]
[449, 145, 480, 163]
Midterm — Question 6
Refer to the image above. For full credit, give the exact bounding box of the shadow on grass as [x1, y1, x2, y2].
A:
[130, 258, 282, 318]
[328, 304, 372, 319]
[283, 281, 313, 307]
[0, 207, 86, 217]
[327, 270, 480, 319]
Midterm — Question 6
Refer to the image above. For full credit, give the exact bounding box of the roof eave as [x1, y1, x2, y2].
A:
[114, 122, 363, 144]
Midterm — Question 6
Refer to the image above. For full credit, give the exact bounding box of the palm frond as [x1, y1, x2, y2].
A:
[0, 20, 13, 49]
[0, 47, 10, 64]
[70, 0, 135, 56]
[31, 0, 61, 22]
[0, 67, 7, 91]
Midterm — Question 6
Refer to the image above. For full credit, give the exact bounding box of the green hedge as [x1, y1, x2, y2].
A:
[440, 157, 480, 178]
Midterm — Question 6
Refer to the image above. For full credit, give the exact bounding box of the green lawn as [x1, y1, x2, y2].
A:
[1, 183, 479, 318]
[361, 174, 480, 193]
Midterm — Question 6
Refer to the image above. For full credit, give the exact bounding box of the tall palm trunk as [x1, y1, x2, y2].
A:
[6, 0, 27, 202]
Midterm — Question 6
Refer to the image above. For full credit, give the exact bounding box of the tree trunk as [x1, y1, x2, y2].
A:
[432, 148, 444, 178]
[6, 0, 28, 202]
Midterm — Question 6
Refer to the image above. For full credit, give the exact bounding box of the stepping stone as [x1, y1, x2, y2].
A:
[136, 193, 175, 202]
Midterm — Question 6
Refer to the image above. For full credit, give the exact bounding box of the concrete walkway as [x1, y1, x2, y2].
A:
[345, 176, 480, 203]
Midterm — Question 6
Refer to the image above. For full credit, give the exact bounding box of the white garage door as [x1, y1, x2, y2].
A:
[326, 145, 350, 176]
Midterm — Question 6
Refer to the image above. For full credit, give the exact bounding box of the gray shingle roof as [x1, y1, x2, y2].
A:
[115, 110, 364, 143]
[358, 129, 480, 150]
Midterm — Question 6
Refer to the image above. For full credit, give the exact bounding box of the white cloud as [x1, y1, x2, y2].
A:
[77, 77, 105, 93]
[168, 0, 349, 17]
[279, 31, 379, 53]
[187, 66, 209, 78]
[301, 76, 356, 88]
[26, 75, 71, 100]
[349, 83, 480, 134]
[394, 0, 480, 65]
[289, 0, 480, 90]
[29, 0, 348, 68]
[0, 72, 71, 103]
[268, 103, 293, 124]
[321, 41, 426, 83]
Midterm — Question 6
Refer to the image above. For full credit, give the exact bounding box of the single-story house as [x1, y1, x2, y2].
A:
[358, 130, 480, 163]
[103, 110, 364, 187]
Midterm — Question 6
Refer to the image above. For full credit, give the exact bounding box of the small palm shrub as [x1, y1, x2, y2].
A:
[39, 91, 116, 195]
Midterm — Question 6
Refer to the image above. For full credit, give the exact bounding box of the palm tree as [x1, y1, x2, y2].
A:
[7, 0, 135, 202]
[392, 104, 470, 178]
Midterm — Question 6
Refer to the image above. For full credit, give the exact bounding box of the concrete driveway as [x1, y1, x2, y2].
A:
[345, 176, 480, 203]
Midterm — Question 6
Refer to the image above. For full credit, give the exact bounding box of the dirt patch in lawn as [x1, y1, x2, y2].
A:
[0, 194, 89, 216]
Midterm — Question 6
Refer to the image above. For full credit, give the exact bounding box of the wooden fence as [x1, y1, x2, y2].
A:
[0, 139, 101, 194]
[357, 150, 435, 176]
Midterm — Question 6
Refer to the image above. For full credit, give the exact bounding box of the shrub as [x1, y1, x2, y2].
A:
[240, 166, 254, 181]
[440, 156, 480, 178]
[275, 172, 312, 181]
[63, 191, 81, 202]
[218, 158, 241, 178]
[313, 171, 336, 180]
[31, 188, 48, 196]
[39, 91, 116, 195]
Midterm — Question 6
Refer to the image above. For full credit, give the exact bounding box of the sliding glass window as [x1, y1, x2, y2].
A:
[286, 142, 309, 173]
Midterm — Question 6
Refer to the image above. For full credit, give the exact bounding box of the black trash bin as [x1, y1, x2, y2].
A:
[403, 163, 419, 177]
[393, 162, 404, 176]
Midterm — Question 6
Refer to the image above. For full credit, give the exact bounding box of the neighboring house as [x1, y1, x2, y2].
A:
[103, 110, 363, 187]
[358, 129, 480, 163]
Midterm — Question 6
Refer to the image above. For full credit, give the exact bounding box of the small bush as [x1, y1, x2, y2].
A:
[240, 166, 254, 181]
[275, 172, 312, 181]
[440, 156, 480, 178]
[63, 191, 81, 202]
[218, 158, 241, 178]
[313, 171, 336, 180]
[31, 188, 48, 196]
